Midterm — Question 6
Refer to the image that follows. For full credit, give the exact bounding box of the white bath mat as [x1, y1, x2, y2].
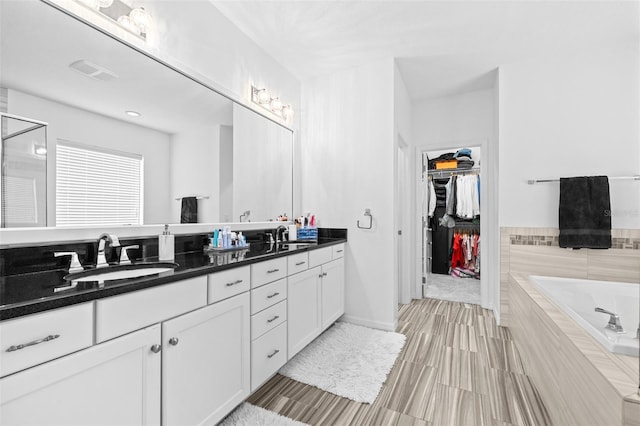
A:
[218, 402, 308, 426]
[279, 321, 406, 404]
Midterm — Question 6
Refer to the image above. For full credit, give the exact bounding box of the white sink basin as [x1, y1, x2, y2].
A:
[71, 267, 174, 283]
[63, 262, 178, 285]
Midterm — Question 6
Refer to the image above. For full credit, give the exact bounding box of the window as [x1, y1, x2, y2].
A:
[56, 140, 143, 226]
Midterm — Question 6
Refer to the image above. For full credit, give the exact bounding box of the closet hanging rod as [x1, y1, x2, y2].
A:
[175, 196, 210, 200]
[527, 175, 640, 185]
[427, 167, 479, 177]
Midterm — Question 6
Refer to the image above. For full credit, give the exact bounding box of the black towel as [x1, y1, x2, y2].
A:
[559, 176, 611, 249]
[180, 197, 198, 223]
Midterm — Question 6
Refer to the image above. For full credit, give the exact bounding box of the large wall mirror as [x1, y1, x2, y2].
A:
[0, 0, 293, 229]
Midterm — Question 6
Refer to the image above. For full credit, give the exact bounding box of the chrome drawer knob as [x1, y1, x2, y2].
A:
[168, 337, 179, 346]
[150, 344, 162, 353]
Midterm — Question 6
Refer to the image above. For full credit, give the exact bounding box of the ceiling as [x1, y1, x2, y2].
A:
[212, 1, 639, 100]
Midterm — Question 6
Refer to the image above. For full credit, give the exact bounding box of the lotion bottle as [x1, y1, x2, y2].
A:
[158, 224, 175, 261]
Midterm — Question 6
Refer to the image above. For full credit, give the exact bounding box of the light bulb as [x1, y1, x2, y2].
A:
[96, 0, 114, 8]
[270, 97, 283, 112]
[282, 105, 293, 119]
[117, 15, 139, 34]
[129, 7, 152, 32]
[257, 89, 270, 105]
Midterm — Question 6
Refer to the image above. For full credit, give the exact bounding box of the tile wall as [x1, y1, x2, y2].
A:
[500, 227, 640, 326]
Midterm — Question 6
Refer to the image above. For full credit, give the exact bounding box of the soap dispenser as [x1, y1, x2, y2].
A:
[159, 224, 175, 261]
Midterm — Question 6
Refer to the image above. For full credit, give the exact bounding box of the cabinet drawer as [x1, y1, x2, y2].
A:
[251, 257, 287, 288]
[208, 266, 250, 304]
[96, 276, 207, 343]
[251, 321, 287, 391]
[251, 278, 287, 314]
[287, 252, 309, 275]
[251, 300, 287, 340]
[332, 243, 345, 259]
[308, 246, 332, 268]
[0, 302, 93, 377]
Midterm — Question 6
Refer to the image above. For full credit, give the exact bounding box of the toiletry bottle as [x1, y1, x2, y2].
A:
[213, 229, 219, 247]
[238, 232, 245, 247]
[159, 224, 175, 261]
[217, 229, 223, 248]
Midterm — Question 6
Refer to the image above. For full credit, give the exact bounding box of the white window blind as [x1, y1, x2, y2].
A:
[56, 140, 143, 226]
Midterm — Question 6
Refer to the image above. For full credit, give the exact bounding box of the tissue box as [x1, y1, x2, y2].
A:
[297, 227, 318, 240]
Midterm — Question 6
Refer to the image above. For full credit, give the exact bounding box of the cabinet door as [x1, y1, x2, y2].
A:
[287, 267, 321, 358]
[0, 325, 161, 426]
[321, 258, 345, 330]
[162, 292, 250, 426]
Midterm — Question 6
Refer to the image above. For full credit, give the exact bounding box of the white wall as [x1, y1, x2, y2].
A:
[499, 49, 639, 229]
[8, 89, 172, 226]
[170, 124, 221, 223]
[412, 89, 494, 145]
[301, 58, 397, 331]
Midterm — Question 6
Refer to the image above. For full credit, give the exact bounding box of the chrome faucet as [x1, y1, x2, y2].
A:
[275, 225, 288, 243]
[96, 233, 120, 268]
[594, 307, 624, 333]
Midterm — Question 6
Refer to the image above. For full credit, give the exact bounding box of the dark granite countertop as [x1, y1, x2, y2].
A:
[0, 237, 346, 321]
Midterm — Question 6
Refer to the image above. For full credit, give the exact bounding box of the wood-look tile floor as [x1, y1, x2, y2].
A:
[248, 298, 553, 426]
[248, 299, 551, 426]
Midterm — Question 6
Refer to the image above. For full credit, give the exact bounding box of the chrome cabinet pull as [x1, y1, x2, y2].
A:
[295, 261, 305, 266]
[168, 337, 179, 346]
[267, 292, 280, 299]
[150, 344, 162, 353]
[226, 279, 243, 287]
[318, 274, 323, 278]
[6, 334, 60, 352]
[267, 315, 280, 323]
[267, 349, 280, 358]
[322, 272, 328, 277]
[336, 249, 343, 253]
[267, 268, 280, 273]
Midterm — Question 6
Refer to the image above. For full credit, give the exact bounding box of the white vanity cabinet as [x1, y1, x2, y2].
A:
[288, 244, 345, 358]
[0, 324, 162, 426]
[320, 257, 345, 330]
[162, 292, 250, 426]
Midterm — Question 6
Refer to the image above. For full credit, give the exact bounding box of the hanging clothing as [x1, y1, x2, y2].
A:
[455, 175, 480, 219]
[427, 179, 437, 217]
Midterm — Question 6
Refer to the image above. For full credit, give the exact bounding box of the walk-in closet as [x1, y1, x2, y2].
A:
[422, 147, 481, 304]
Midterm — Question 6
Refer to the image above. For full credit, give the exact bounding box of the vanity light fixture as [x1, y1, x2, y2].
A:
[251, 85, 294, 122]
[125, 110, 141, 117]
[74, 0, 153, 40]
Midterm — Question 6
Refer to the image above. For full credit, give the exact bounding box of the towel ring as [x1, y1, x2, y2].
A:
[357, 209, 373, 229]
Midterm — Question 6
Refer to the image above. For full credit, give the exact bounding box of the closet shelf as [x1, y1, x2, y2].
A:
[426, 167, 479, 178]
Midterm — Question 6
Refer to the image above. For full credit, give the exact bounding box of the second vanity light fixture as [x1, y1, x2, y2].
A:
[251, 86, 294, 122]
[77, 0, 153, 40]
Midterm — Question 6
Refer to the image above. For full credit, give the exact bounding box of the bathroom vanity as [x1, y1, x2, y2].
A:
[0, 233, 346, 425]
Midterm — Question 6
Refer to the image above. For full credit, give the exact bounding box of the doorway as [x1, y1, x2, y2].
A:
[422, 146, 481, 305]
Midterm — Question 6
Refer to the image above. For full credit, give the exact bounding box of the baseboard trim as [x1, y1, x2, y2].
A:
[340, 314, 397, 332]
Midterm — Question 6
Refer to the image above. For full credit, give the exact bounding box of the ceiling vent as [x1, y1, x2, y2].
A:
[69, 60, 118, 82]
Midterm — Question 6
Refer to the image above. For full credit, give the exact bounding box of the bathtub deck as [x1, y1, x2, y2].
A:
[249, 298, 552, 425]
[509, 273, 639, 426]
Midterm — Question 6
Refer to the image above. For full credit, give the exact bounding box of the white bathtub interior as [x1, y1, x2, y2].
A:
[529, 275, 639, 357]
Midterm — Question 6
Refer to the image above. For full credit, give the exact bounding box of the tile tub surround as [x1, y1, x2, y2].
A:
[508, 273, 639, 426]
[499, 227, 640, 326]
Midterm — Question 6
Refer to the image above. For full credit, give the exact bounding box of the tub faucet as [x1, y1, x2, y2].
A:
[594, 307, 624, 333]
[96, 233, 120, 268]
